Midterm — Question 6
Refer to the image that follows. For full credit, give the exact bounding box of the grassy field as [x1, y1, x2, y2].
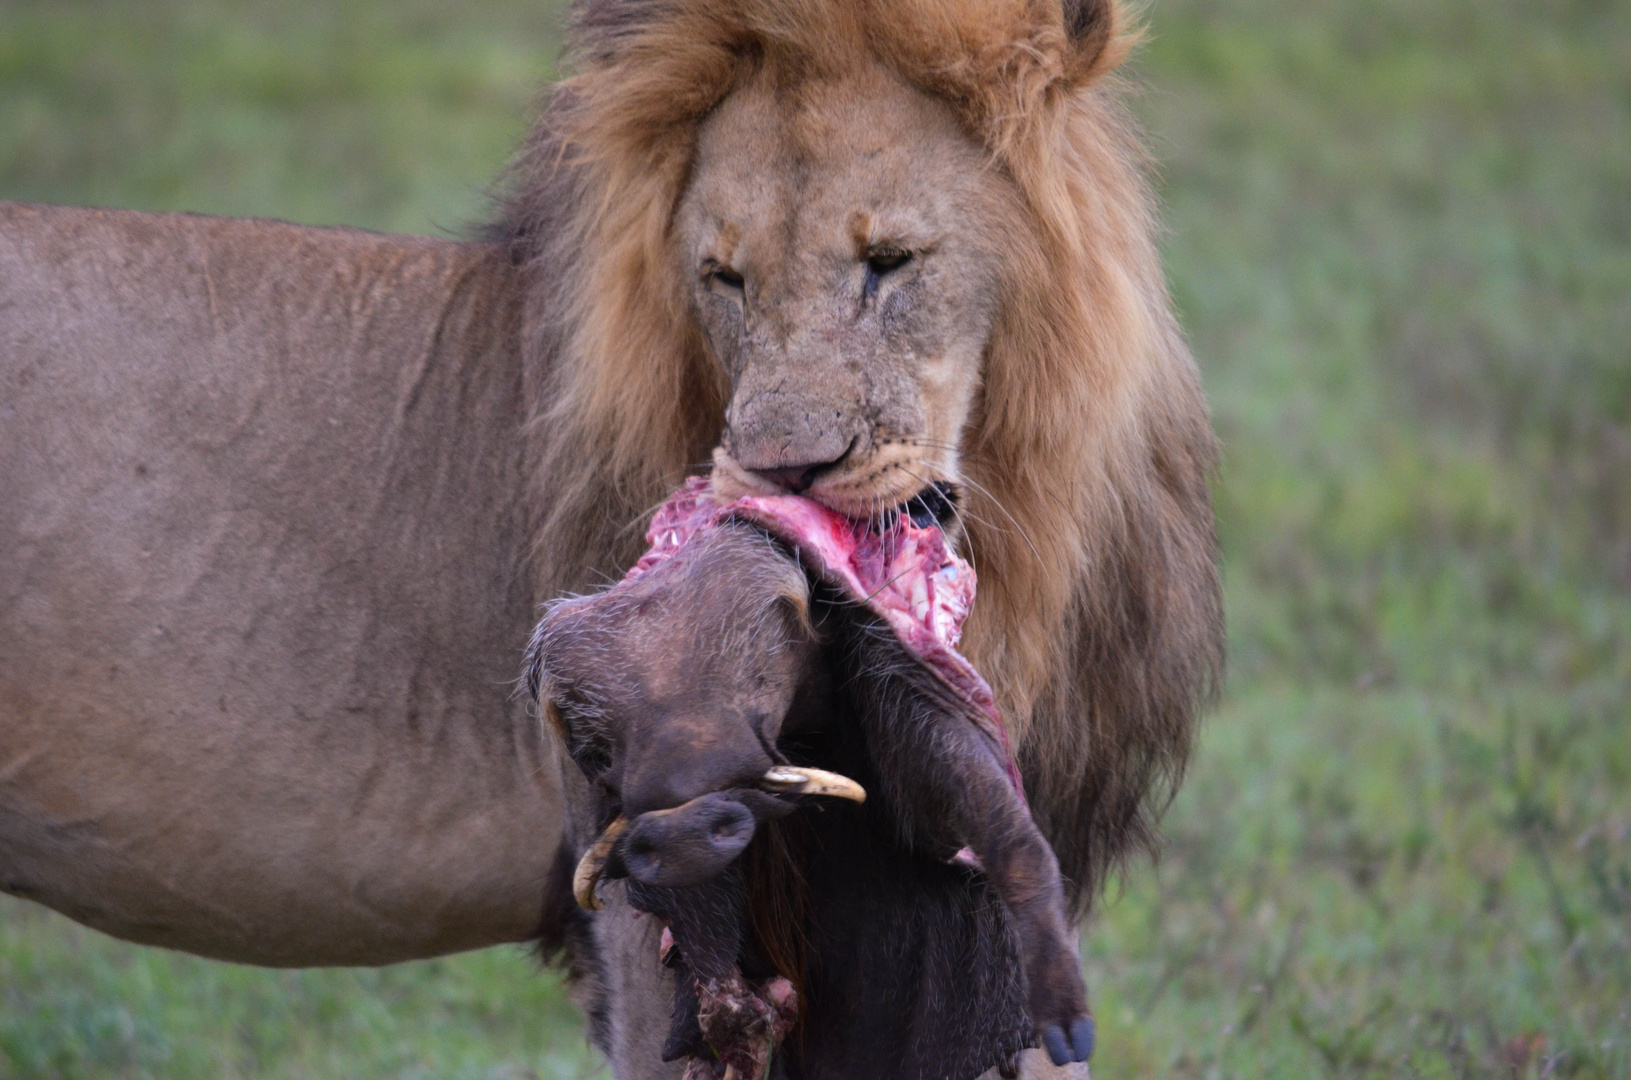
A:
[2, 0, 1627, 1077]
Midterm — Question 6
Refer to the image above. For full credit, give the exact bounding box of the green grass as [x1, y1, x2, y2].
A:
[0, 901, 599, 1080]
[2, 0, 1628, 1077]
[1081, 2, 1631, 1075]
[0, 0, 559, 233]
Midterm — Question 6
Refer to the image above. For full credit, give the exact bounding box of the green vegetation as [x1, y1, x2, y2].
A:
[2, 0, 1626, 1076]
[0, 907, 598, 1080]
[0, 0, 559, 232]
[1086, 3, 1630, 1076]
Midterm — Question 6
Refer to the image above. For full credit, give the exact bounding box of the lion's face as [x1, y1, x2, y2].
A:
[679, 63, 1023, 520]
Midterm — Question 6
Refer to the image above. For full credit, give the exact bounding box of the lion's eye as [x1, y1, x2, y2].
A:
[867, 250, 912, 275]
[863, 249, 912, 301]
[709, 265, 745, 292]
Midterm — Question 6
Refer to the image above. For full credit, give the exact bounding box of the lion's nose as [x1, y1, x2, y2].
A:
[749, 441, 856, 494]
[755, 462, 828, 493]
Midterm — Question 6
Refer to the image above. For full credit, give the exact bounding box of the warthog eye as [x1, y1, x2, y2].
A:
[575, 741, 613, 778]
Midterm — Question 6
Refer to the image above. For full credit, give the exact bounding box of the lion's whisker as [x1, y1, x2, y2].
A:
[945, 474, 1043, 565]
[898, 464, 981, 579]
[891, 444, 1042, 567]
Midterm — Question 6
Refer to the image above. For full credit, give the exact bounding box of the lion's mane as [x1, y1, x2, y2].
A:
[500, 0, 1223, 910]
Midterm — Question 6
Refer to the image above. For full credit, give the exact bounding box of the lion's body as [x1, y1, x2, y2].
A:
[0, 203, 564, 965]
[0, 0, 1219, 1069]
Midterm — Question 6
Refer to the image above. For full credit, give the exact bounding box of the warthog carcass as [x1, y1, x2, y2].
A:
[526, 485, 1096, 1079]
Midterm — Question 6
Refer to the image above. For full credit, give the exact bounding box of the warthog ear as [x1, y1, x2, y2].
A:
[520, 620, 570, 740]
[522, 618, 548, 703]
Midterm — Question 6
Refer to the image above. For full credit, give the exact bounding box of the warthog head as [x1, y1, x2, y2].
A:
[525, 520, 1094, 1076]
[527, 525, 853, 893]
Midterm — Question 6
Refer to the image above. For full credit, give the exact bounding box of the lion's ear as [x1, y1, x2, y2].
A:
[1059, 0, 1127, 86]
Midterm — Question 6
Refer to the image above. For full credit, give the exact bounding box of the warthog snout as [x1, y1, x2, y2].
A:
[569, 769, 864, 910]
[618, 792, 757, 888]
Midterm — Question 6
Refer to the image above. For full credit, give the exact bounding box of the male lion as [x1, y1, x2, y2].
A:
[0, 0, 1219, 1072]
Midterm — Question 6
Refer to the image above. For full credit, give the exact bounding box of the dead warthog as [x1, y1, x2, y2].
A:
[525, 521, 1093, 1080]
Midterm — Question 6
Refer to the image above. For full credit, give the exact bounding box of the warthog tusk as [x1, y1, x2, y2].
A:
[759, 766, 866, 803]
[573, 816, 630, 911]
[574, 773, 861, 911]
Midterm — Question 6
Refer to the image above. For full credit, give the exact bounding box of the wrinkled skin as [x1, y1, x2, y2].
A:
[527, 524, 1094, 1078]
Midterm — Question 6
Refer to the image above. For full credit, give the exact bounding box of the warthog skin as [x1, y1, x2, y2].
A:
[527, 523, 1093, 1079]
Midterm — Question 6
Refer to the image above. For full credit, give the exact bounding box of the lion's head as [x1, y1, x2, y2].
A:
[504, 0, 1222, 909]
[684, 64, 1018, 518]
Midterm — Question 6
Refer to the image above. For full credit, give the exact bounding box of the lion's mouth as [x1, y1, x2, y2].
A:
[884, 480, 960, 531]
[710, 446, 960, 531]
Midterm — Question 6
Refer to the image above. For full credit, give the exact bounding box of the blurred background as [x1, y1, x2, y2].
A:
[1, 0, 1626, 1076]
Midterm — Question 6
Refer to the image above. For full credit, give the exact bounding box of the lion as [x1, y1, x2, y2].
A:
[509, 0, 1222, 914]
[0, 0, 1219, 1067]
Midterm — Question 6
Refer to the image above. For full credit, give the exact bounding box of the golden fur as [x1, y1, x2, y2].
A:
[502, 0, 1222, 907]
